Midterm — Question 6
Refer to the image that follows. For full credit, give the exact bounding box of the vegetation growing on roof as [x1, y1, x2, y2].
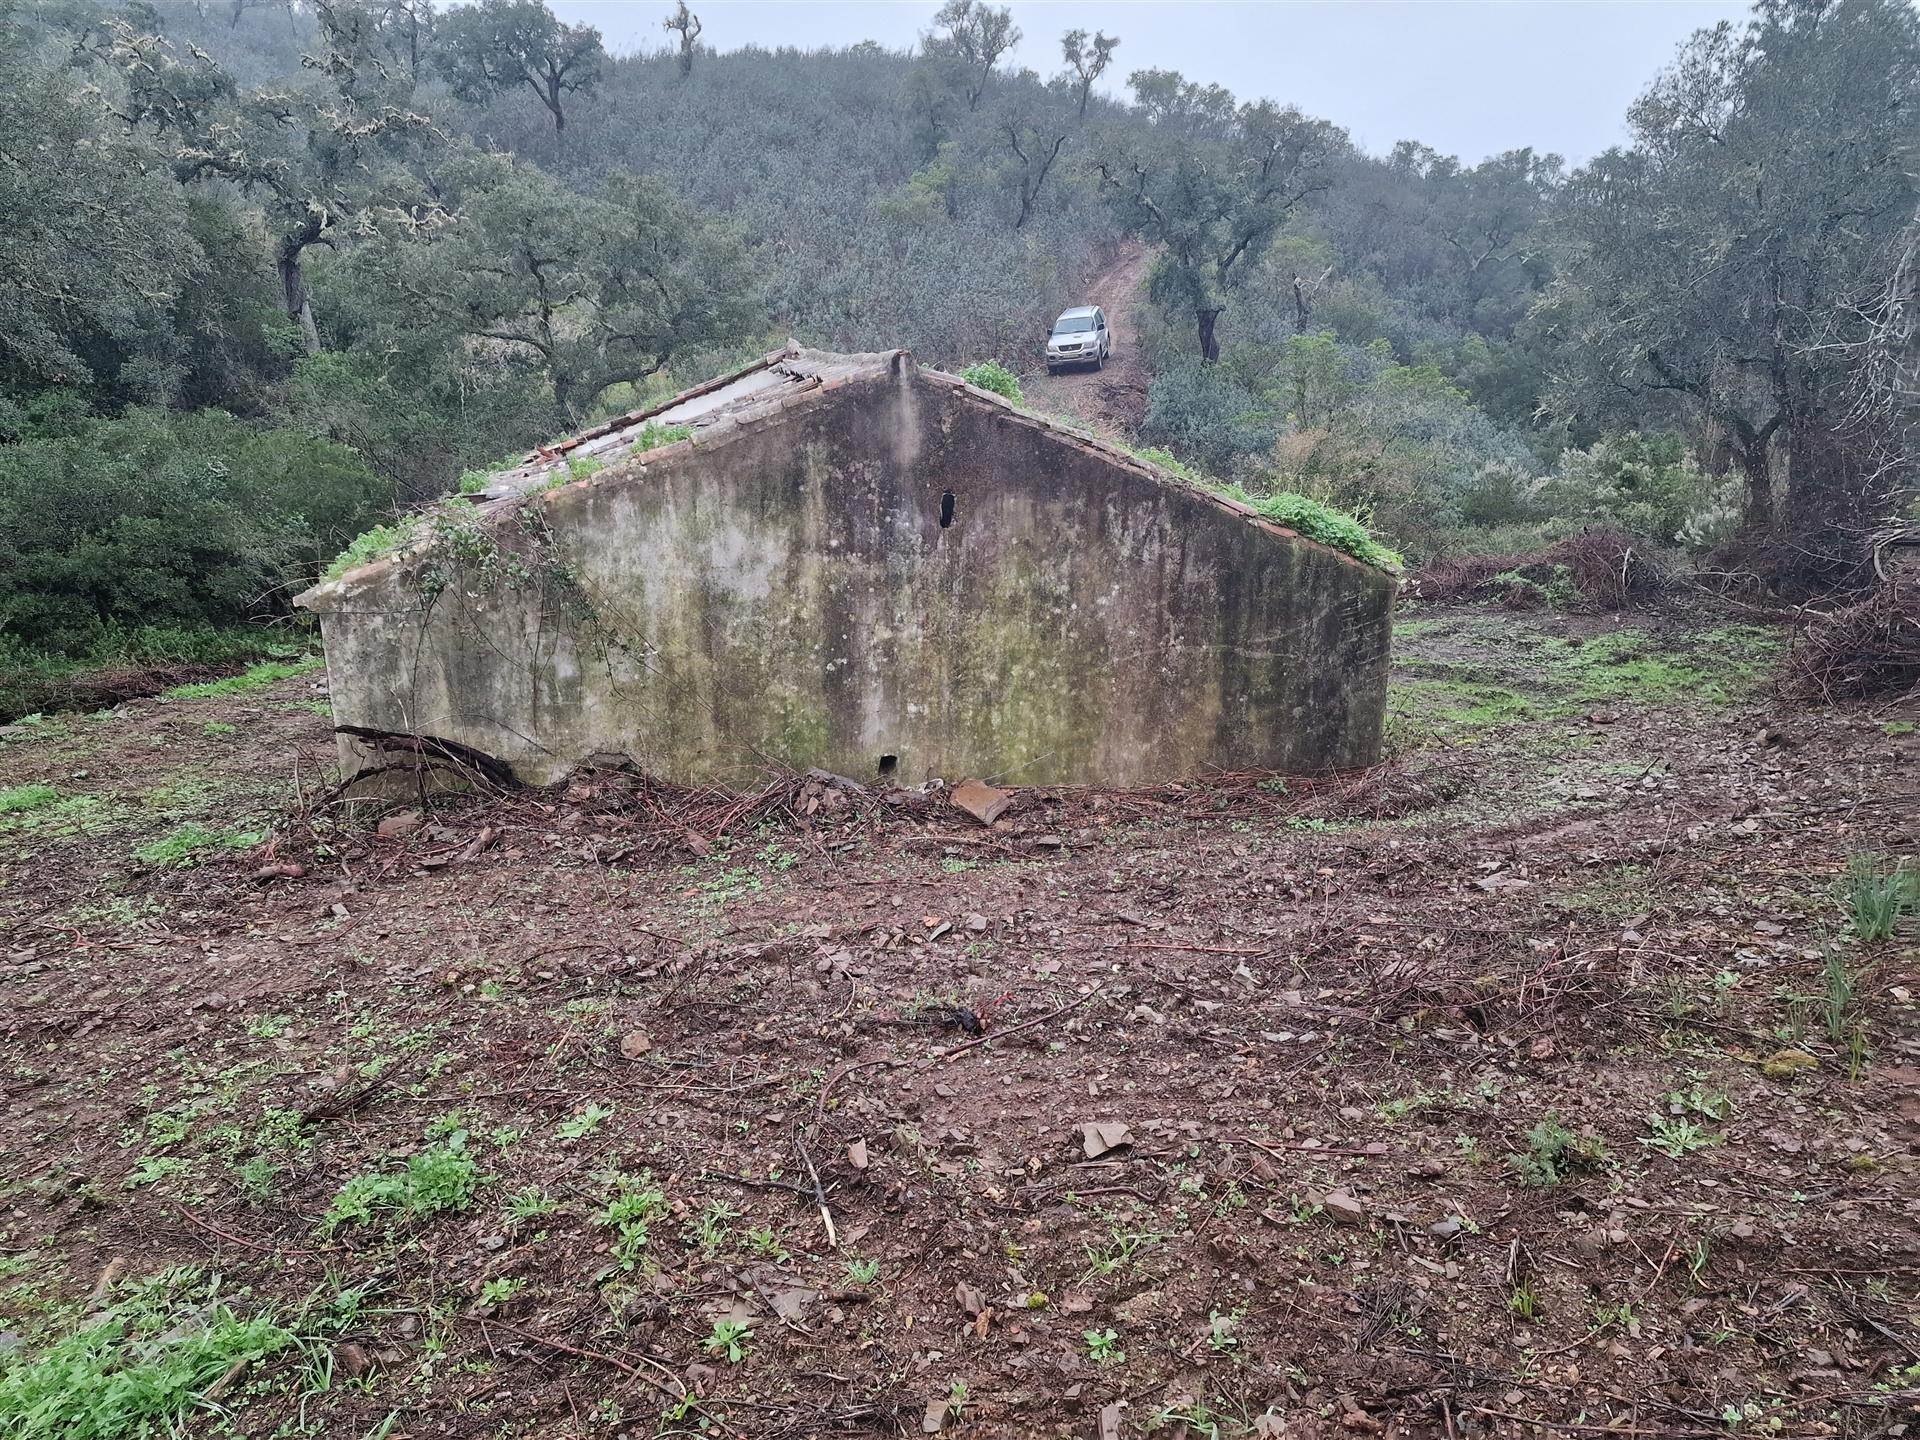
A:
[457, 453, 529, 495]
[322, 516, 425, 581]
[959, 361, 1023, 406]
[1112, 441, 1403, 574]
[1248, 492, 1406, 573]
[628, 421, 695, 454]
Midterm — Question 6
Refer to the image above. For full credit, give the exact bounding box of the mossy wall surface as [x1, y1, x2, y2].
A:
[305, 364, 1394, 786]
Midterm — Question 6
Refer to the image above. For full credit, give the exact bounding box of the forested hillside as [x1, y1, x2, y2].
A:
[1, 0, 1914, 710]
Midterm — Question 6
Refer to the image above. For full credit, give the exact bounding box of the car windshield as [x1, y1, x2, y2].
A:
[1052, 315, 1096, 334]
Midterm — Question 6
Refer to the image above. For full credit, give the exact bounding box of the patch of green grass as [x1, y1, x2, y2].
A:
[320, 1132, 483, 1233]
[959, 360, 1023, 404]
[627, 420, 694, 455]
[324, 516, 424, 581]
[162, 655, 322, 701]
[455, 452, 527, 494]
[124, 1156, 193, 1189]
[141, 778, 211, 812]
[0, 1271, 292, 1440]
[686, 1200, 739, 1258]
[1245, 491, 1405, 573]
[504, 1186, 557, 1223]
[1548, 863, 1651, 917]
[133, 824, 264, 868]
[1390, 677, 1537, 732]
[1884, 720, 1915, 737]
[0, 793, 113, 841]
[0, 783, 59, 814]
[1842, 853, 1917, 942]
[1390, 622, 1784, 753]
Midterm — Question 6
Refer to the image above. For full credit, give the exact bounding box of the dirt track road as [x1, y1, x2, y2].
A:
[1021, 240, 1153, 439]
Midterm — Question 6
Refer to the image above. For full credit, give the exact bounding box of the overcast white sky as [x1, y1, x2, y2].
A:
[547, 0, 1752, 163]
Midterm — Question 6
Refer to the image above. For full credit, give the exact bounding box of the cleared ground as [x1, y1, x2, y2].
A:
[1, 604, 1917, 1439]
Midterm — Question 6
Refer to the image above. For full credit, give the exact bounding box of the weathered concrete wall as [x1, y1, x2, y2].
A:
[301, 359, 1394, 787]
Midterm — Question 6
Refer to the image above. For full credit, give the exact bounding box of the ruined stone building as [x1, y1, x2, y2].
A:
[297, 345, 1396, 788]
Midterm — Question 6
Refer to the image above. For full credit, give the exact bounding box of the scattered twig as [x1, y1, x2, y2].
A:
[923, 982, 1108, 1068]
[792, 1126, 838, 1250]
[170, 1202, 325, 1258]
[702, 1170, 816, 1198]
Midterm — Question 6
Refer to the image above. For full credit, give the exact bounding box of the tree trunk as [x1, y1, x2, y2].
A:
[1196, 308, 1222, 363]
[1736, 440, 1774, 532]
[276, 244, 321, 356]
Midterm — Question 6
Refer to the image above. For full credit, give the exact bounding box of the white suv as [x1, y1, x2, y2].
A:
[1045, 306, 1110, 374]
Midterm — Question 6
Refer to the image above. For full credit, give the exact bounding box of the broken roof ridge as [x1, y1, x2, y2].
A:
[467, 342, 910, 502]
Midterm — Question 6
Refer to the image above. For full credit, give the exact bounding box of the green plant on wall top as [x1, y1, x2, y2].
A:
[960, 361, 1023, 406]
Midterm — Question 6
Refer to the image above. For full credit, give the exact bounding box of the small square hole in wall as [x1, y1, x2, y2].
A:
[877, 753, 899, 778]
[939, 490, 956, 528]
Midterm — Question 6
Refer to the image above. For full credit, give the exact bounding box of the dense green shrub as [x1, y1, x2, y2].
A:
[959, 361, 1023, 404]
[1535, 433, 1740, 552]
[1140, 358, 1279, 476]
[0, 409, 386, 657]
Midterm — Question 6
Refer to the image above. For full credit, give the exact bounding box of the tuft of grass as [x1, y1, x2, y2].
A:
[959, 361, 1023, 405]
[323, 516, 424, 581]
[504, 1186, 557, 1222]
[1248, 491, 1405, 573]
[1841, 853, 1916, 942]
[133, 824, 264, 868]
[1822, 943, 1859, 1041]
[1117, 444, 1404, 573]
[162, 655, 322, 700]
[0, 783, 59, 814]
[556, 1102, 614, 1141]
[0, 1275, 291, 1440]
[628, 420, 694, 455]
[321, 1132, 483, 1233]
[455, 451, 528, 494]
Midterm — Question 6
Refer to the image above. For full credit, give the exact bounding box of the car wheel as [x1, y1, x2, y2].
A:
[1094, 351, 1104, 371]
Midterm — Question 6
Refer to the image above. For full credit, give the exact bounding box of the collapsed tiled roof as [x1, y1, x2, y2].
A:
[468, 342, 901, 502]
